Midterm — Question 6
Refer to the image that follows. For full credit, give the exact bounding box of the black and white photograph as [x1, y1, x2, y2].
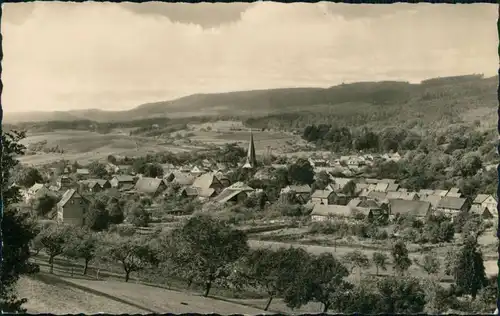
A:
[1, 1, 499, 314]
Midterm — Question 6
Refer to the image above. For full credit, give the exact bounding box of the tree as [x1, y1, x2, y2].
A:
[373, 252, 389, 276]
[88, 161, 108, 178]
[101, 234, 159, 282]
[1, 130, 41, 312]
[462, 214, 487, 243]
[313, 171, 331, 190]
[342, 180, 357, 197]
[84, 195, 110, 231]
[107, 198, 125, 225]
[64, 228, 98, 275]
[127, 202, 151, 227]
[38, 224, 72, 273]
[16, 167, 44, 188]
[288, 158, 314, 185]
[344, 250, 370, 276]
[284, 253, 350, 313]
[452, 236, 487, 300]
[33, 193, 58, 217]
[391, 241, 411, 275]
[421, 253, 440, 276]
[377, 276, 426, 313]
[240, 247, 310, 311]
[171, 215, 249, 297]
[107, 154, 117, 164]
[143, 163, 164, 178]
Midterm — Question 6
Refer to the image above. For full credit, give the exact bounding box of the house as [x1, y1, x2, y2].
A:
[310, 204, 353, 221]
[472, 194, 498, 215]
[190, 166, 204, 176]
[133, 177, 167, 196]
[172, 173, 196, 186]
[212, 182, 254, 204]
[436, 197, 470, 215]
[446, 188, 463, 198]
[374, 182, 389, 192]
[58, 175, 73, 190]
[386, 191, 419, 201]
[56, 189, 89, 226]
[110, 175, 136, 189]
[419, 194, 443, 208]
[310, 190, 336, 205]
[280, 185, 311, 204]
[213, 188, 249, 204]
[25, 183, 49, 203]
[366, 191, 388, 201]
[216, 174, 231, 188]
[76, 168, 91, 179]
[180, 186, 217, 199]
[387, 183, 400, 192]
[81, 179, 111, 193]
[389, 199, 431, 219]
[192, 173, 224, 194]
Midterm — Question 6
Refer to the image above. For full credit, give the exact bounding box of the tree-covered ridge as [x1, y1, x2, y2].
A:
[5, 74, 496, 130]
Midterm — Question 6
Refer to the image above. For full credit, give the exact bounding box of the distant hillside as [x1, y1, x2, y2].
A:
[4, 74, 497, 130]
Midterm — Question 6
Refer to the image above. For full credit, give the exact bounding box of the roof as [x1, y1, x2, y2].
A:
[375, 183, 389, 192]
[419, 194, 442, 208]
[389, 199, 431, 217]
[347, 198, 362, 208]
[227, 182, 254, 192]
[134, 177, 165, 194]
[311, 190, 333, 199]
[437, 196, 467, 210]
[367, 191, 387, 201]
[386, 191, 418, 200]
[331, 177, 354, 189]
[311, 204, 352, 217]
[76, 168, 90, 175]
[173, 173, 196, 186]
[192, 173, 220, 189]
[282, 185, 311, 194]
[213, 188, 247, 204]
[419, 189, 435, 196]
[57, 189, 83, 207]
[387, 183, 400, 192]
[473, 194, 496, 204]
[434, 190, 449, 197]
[29, 183, 45, 193]
[113, 175, 135, 183]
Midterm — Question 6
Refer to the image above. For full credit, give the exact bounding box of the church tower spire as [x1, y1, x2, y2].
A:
[243, 130, 257, 169]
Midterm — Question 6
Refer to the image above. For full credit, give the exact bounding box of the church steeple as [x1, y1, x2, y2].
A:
[243, 130, 257, 169]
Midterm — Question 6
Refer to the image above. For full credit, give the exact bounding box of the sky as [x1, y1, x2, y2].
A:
[2, 2, 497, 113]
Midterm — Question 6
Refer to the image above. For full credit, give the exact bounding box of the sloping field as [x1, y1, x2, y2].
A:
[19, 130, 193, 166]
[17, 274, 146, 314]
[17, 272, 268, 314]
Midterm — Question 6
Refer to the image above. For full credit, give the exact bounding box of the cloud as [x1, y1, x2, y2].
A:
[2, 2, 497, 113]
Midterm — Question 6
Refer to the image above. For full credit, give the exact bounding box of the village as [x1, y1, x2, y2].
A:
[21, 132, 497, 228]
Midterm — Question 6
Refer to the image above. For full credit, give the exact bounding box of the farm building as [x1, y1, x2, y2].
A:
[56, 189, 89, 226]
[133, 177, 167, 197]
[436, 197, 470, 215]
[385, 191, 419, 201]
[446, 188, 463, 198]
[110, 175, 136, 189]
[473, 194, 497, 213]
[389, 199, 431, 219]
[310, 204, 353, 221]
[192, 172, 224, 194]
[419, 194, 443, 208]
[310, 190, 336, 205]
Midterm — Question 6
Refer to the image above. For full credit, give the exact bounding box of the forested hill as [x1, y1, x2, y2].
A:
[4, 74, 497, 130]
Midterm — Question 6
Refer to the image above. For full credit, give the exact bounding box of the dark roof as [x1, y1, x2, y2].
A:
[437, 197, 467, 210]
[389, 199, 431, 217]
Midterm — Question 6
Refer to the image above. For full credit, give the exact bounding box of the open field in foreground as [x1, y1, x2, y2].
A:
[17, 271, 268, 315]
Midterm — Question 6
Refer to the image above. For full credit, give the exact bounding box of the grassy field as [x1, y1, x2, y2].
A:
[20, 257, 271, 315]
[19, 130, 194, 166]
